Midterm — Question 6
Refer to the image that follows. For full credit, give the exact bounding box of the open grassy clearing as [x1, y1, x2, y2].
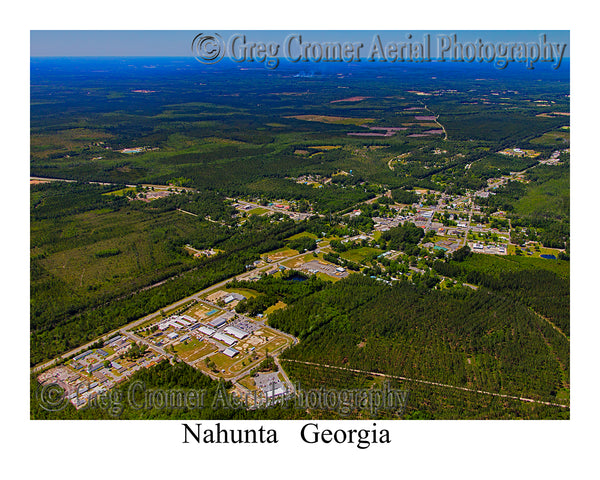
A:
[340, 246, 384, 263]
[530, 130, 570, 145]
[286, 232, 318, 241]
[177, 341, 217, 363]
[264, 301, 287, 316]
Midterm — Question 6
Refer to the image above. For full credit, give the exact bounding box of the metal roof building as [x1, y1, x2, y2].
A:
[174, 317, 190, 327]
[208, 315, 228, 328]
[198, 325, 216, 336]
[223, 347, 240, 358]
[104, 335, 124, 347]
[224, 326, 249, 339]
[213, 332, 237, 346]
[224, 293, 246, 304]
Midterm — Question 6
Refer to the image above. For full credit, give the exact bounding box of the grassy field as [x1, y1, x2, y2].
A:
[248, 207, 269, 215]
[530, 130, 570, 145]
[340, 246, 384, 263]
[225, 287, 260, 299]
[263, 246, 298, 261]
[264, 301, 287, 316]
[173, 337, 203, 355]
[316, 272, 342, 282]
[238, 375, 257, 390]
[176, 341, 217, 363]
[286, 231, 318, 241]
[210, 351, 243, 371]
[103, 187, 137, 196]
[187, 303, 222, 320]
[282, 252, 322, 268]
[510, 245, 564, 260]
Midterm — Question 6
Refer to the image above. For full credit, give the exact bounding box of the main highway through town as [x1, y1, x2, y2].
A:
[32, 249, 310, 374]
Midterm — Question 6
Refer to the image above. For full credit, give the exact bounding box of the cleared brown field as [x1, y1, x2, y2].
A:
[284, 115, 375, 125]
[330, 96, 371, 103]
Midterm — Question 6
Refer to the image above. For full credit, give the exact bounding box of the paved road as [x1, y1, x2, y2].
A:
[32, 248, 310, 373]
[462, 194, 474, 247]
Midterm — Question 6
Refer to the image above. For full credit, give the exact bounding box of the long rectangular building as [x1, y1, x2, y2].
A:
[208, 315, 228, 328]
[198, 326, 215, 337]
[223, 347, 240, 358]
[213, 332, 237, 346]
[224, 326, 249, 340]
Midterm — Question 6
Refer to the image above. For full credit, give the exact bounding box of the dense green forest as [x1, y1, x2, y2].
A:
[30, 182, 309, 365]
[31, 58, 569, 419]
[268, 271, 568, 409]
[31, 58, 569, 205]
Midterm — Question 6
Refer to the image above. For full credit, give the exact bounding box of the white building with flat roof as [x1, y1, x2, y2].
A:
[224, 326, 249, 339]
[208, 316, 227, 328]
[198, 326, 216, 337]
[223, 347, 240, 358]
[174, 317, 190, 327]
[223, 293, 246, 304]
[213, 332, 237, 346]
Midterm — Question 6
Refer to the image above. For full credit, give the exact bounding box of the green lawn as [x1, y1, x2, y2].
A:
[174, 337, 203, 354]
[530, 130, 570, 146]
[340, 246, 384, 263]
[248, 207, 269, 215]
[264, 301, 287, 315]
[226, 287, 260, 299]
[238, 375, 257, 391]
[286, 232, 318, 241]
[177, 341, 217, 363]
[102, 187, 137, 196]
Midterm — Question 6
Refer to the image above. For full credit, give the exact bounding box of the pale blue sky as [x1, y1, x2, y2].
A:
[31, 30, 569, 57]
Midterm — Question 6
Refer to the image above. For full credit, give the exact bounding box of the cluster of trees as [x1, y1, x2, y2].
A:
[268, 274, 568, 411]
[432, 254, 569, 336]
[31, 194, 305, 365]
[380, 222, 424, 254]
[251, 355, 277, 375]
[235, 293, 279, 316]
[148, 190, 238, 223]
[391, 188, 418, 205]
[125, 342, 148, 360]
[287, 236, 317, 253]
[322, 252, 361, 272]
[475, 163, 569, 249]
[31, 361, 312, 420]
[30, 182, 127, 221]
[229, 272, 330, 317]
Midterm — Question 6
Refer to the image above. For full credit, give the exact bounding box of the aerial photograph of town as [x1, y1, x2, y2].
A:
[30, 30, 571, 423]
